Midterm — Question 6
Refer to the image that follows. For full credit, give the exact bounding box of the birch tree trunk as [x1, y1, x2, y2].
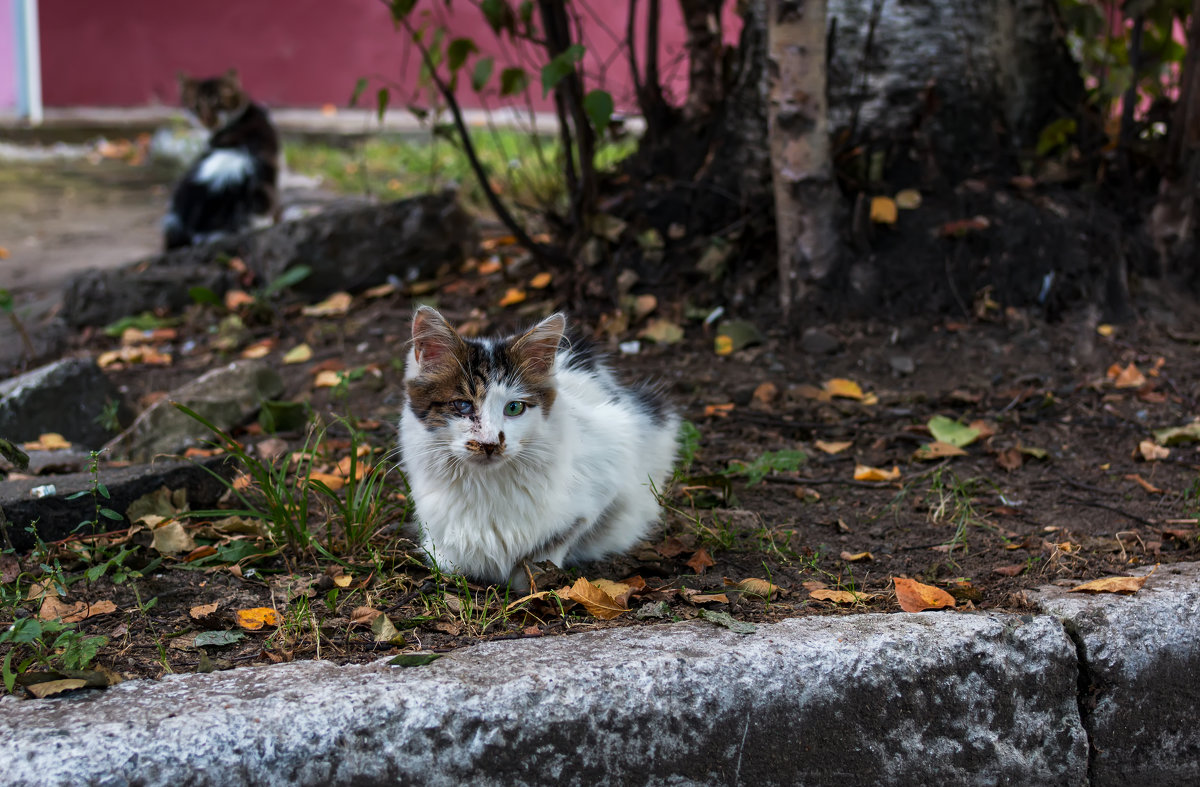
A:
[767, 0, 840, 318]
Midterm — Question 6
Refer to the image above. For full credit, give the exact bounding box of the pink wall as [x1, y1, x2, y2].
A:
[38, 1, 738, 112]
[0, 0, 17, 110]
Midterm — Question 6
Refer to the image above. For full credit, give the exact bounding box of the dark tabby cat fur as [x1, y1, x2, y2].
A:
[163, 69, 280, 250]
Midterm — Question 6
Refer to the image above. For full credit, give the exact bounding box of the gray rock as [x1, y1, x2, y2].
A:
[61, 193, 477, 328]
[889, 354, 916, 375]
[0, 358, 129, 449]
[0, 458, 235, 550]
[104, 360, 283, 462]
[1030, 562, 1200, 787]
[0, 613, 1086, 787]
[800, 327, 842, 355]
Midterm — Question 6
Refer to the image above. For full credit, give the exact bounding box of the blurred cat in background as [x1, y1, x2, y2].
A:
[163, 69, 280, 250]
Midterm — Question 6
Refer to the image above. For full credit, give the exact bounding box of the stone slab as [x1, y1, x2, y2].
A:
[0, 613, 1086, 787]
[1030, 561, 1200, 787]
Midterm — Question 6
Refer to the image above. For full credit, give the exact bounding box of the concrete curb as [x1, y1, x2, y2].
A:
[1, 562, 1196, 786]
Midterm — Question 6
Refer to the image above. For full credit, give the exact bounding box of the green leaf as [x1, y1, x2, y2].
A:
[0, 288, 13, 313]
[698, 609, 756, 634]
[540, 44, 586, 97]
[260, 264, 312, 299]
[349, 77, 369, 108]
[376, 87, 390, 124]
[726, 449, 807, 486]
[927, 416, 980, 448]
[499, 67, 529, 97]
[1036, 117, 1077, 157]
[471, 56, 494, 92]
[188, 286, 222, 308]
[99, 508, 123, 522]
[259, 400, 310, 434]
[388, 652, 443, 667]
[481, 0, 514, 34]
[195, 630, 245, 648]
[447, 38, 477, 72]
[389, 0, 418, 22]
[583, 89, 614, 134]
[517, 0, 535, 28]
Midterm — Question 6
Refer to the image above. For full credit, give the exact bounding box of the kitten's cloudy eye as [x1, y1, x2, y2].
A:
[450, 400, 474, 416]
[504, 401, 526, 417]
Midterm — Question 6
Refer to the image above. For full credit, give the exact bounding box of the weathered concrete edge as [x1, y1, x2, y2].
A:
[0, 611, 1087, 787]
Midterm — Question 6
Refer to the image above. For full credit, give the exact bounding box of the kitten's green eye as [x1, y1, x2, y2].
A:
[450, 400, 474, 416]
[504, 401, 526, 417]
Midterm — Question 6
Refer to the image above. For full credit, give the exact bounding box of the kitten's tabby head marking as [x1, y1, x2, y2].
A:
[178, 68, 247, 130]
[406, 307, 565, 468]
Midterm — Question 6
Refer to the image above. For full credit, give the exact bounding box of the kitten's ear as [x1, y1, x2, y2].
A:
[177, 73, 195, 96]
[511, 313, 566, 377]
[411, 307, 463, 371]
[224, 68, 242, 88]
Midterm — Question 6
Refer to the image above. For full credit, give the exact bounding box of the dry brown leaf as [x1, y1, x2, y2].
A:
[1068, 575, 1148, 594]
[333, 574, 353, 588]
[150, 520, 196, 555]
[26, 679, 89, 698]
[224, 290, 254, 310]
[996, 448, 1023, 471]
[752, 382, 779, 406]
[240, 339, 275, 359]
[913, 441, 968, 461]
[814, 440, 853, 455]
[724, 577, 781, 598]
[993, 565, 1024, 577]
[968, 420, 997, 440]
[283, 343, 313, 364]
[564, 578, 628, 620]
[351, 606, 381, 625]
[703, 403, 735, 418]
[824, 378, 865, 400]
[893, 577, 956, 612]
[236, 607, 281, 630]
[529, 272, 552, 289]
[308, 472, 346, 491]
[681, 589, 730, 605]
[840, 551, 873, 562]
[895, 189, 922, 210]
[39, 597, 117, 623]
[1137, 440, 1170, 462]
[1108, 363, 1147, 389]
[0, 553, 18, 584]
[189, 602, 219, 619]
[809, 588, 872, 604]
[302, 292, 353, 317]
[853, 464, 901, 482]
[1125, 473, 1164, 495]
[498, 288, 527, 307]
[477, 257, 504, 275]
[686, 548, 715, 574]
[654, 537, 688, 558]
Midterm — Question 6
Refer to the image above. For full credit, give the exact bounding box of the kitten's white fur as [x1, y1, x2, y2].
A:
[400, 309, 678, 586]
[195, 149, 254, 190]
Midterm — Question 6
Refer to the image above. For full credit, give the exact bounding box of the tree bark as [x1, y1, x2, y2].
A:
[767, 0, 840, 317]
[679, 0, 727, 121]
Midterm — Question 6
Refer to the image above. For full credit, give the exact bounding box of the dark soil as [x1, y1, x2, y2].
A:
[3, 231, 1200, 692]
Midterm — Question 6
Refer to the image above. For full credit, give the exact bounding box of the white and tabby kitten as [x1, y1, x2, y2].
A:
[399, 307, 678, 586]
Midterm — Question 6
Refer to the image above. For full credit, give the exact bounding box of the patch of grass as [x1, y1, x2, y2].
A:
[726, 449, 807, 486]
[925, 468, 993, 558]
[285, 129, 636, 214]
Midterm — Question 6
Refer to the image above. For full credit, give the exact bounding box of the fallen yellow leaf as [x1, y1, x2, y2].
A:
[302, 292, 353, 317]
[824, 378, 865, 400]
[703, 403, 735, 418]
[1107, 363, 1146, 389]
[0, 246, 9, 259]
[564, 578, 628, 620]
[236, 607, 281, 630]
[240, 339, 275, 359]
[894, 189, 922, 210]
[364, 282, 397, 298]
[870, 196, 898, 224]
[893, 577, 956, 612]
[23, 433, 72, 451]
[333, 574, 353, 588]
[714, 335, 734, 355]
[1068, 575, 1148, 594]
[809, 588, 873, 604]
[840, 551, 873, 562]
[529, 272, 552, 289]
[478, 257, 504, 275]
[309, 472, 346, 491]
[592, 578, 635, 607]
[314, 370, 344, 388]
[724, 577, 781, 598]
[1096, 324, 1115, 337]
[854, 464, 901, 482]
[283, 343, 313, 364]
[814, 440, 853, 455]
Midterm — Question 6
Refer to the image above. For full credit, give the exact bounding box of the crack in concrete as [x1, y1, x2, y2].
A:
[1061, 618, 1099, 785]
